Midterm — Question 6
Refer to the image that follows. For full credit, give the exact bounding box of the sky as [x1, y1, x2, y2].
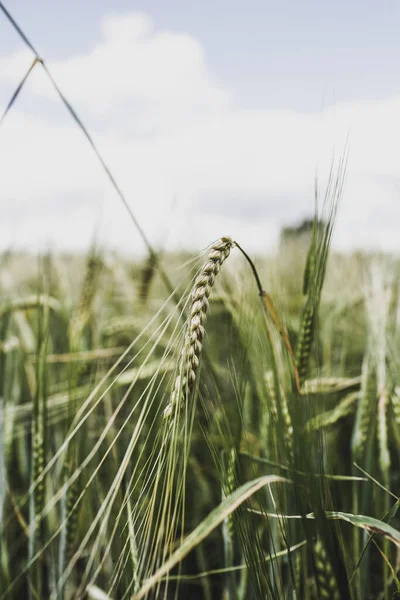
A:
[0, 0, 399, 255]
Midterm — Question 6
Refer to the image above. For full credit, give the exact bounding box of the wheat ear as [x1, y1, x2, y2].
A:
[164, 237, 233, 418]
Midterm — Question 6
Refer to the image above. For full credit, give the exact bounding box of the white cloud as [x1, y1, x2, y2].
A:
[0, 11, 399, 255]
[0, 12, 229, 129]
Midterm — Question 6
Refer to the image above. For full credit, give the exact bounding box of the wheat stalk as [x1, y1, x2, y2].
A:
[164, 237, 233, 418]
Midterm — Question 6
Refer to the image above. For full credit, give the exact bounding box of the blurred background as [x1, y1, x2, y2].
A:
[0, 0, 399, 256]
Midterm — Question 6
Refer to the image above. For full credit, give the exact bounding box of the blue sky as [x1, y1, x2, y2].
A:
[3, 0, 400, 110]
[0, 1, 399, 253]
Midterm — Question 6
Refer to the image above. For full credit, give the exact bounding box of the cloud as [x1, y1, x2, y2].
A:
[0, 12, 229, 130]
[0, 11, 399, 255]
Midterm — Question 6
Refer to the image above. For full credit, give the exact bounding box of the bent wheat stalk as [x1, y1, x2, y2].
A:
[164, 237, 233, 417]
[164, 236, 298, 418]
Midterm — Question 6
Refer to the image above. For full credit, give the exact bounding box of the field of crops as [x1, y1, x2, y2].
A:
[0, 185, 399, 600]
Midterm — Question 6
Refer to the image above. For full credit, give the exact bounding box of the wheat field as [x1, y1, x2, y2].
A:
[0, 5, 399, 597]
[0, 178, 399, 599]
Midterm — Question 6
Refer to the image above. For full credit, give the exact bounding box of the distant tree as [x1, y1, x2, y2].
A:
[280, 217, 324, 249]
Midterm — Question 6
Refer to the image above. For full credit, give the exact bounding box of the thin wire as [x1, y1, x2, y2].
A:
[0, 1, 157, 258]
[0, 56, 41, 127]
[0, 1, 232, 395]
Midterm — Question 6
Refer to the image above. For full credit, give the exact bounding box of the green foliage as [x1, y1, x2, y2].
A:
[0, 209, 399, 599]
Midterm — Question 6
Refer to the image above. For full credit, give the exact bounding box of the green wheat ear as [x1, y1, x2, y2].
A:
[392, 387, 400, 426]
[28, 287, 50, 600]
[351, 353, 377, 462]
[139, 249, 158, 304]
[295, 301, 316, 386]
[313, 538, 340, 600]
[222, 448, 236, 599]
[296, 163, 345, 386]
[302, 186, 318, 297]
[306, 390, 360, 432]
[58, 249, 103, 594]
[266, 368, 294, 459]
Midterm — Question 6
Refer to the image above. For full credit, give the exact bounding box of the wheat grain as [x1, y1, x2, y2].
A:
[164, 237, 233, 418]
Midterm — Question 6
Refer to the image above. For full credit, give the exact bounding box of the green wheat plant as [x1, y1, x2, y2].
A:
[0, 165, 399, 600]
